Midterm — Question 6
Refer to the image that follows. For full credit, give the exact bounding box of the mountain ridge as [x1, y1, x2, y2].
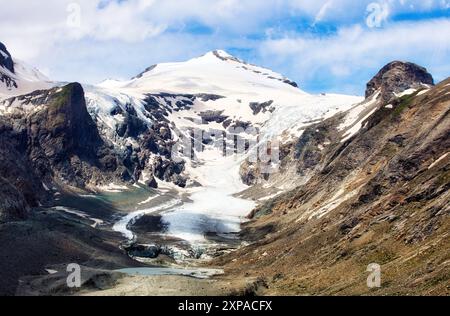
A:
[99, 49, 302, 96]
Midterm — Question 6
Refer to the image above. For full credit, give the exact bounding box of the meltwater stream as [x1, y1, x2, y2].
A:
[116, 267, 224, 279]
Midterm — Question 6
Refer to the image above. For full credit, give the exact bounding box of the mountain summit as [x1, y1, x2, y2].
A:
[366, 61, 434, 102]
[102, 50, 300, 96]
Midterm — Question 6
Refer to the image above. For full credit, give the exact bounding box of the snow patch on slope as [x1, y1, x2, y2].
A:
[262, 93, 363, 142]
[338, 92, 380, 142]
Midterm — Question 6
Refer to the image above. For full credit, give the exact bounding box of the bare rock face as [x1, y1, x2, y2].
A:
[0, 83, 133, 195]
[151, 156, 186, 188]
[366, 61, 434, 102]
[24, 83, 125, 186]
[28, 83, 103, 159]
[0, 42, 14, 73]
[0, 117, 48, 222]
[0, 177, 30, 222]
[0, 42, 17, 89]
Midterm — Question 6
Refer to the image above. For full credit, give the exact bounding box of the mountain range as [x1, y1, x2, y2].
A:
[0, 42, 448, 296]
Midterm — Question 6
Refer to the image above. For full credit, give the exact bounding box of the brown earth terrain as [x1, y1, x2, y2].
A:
[215, 76, 450, 296]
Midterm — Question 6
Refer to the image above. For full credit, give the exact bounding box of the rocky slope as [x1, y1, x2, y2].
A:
[0, 42, 16, 90]
[217, 64, 450, 295]
[0, 43, 14, 73]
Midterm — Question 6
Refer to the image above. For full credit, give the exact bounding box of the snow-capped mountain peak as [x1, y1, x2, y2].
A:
[86, 50, 362, 160]
[99, 50, 302, 98]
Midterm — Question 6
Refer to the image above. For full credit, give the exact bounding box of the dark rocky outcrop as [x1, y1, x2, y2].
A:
[24, 83, 125, 186]
[268, 76, 299, 88]
[249, 100, 274, 115]
[283, 79, 298, 88]
[28, 83, 103, 159]
[132, 64, 157, 79]
[0, 83, 135, 199]
[116, 104, 148, 138]
[145, 176, 158, 189]
[151, 156, 186, 188]
[0, 117, 48, 222]
[366, 61, 434, 102]
[140, 121, 173, 158]
[0, 42, 17, 89]
[240, 161, 258, 186]
[125, 244, 162, 258]
[229, 120, 253, 130]
[213, 50, 242, 63]
[195, 94, 225, 102]
[0, 42, 14, 73]
[199, 110, 228, 124]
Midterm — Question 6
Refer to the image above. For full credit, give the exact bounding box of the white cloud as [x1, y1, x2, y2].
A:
[0, 0, 280, 60]
[2, 0, 448, 58]
[257, 18, 450, 93]
[0, 0, 448, 92]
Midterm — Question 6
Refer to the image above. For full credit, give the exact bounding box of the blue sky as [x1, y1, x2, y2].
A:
[0, 0, 449, 95]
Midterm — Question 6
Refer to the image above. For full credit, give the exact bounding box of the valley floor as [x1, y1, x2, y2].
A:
[81, 275, 262, 296]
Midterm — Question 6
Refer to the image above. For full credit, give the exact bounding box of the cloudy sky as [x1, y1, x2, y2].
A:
[1, 0, 449, 95]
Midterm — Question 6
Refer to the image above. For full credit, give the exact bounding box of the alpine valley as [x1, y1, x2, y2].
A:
[0, 41, 448, 296]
